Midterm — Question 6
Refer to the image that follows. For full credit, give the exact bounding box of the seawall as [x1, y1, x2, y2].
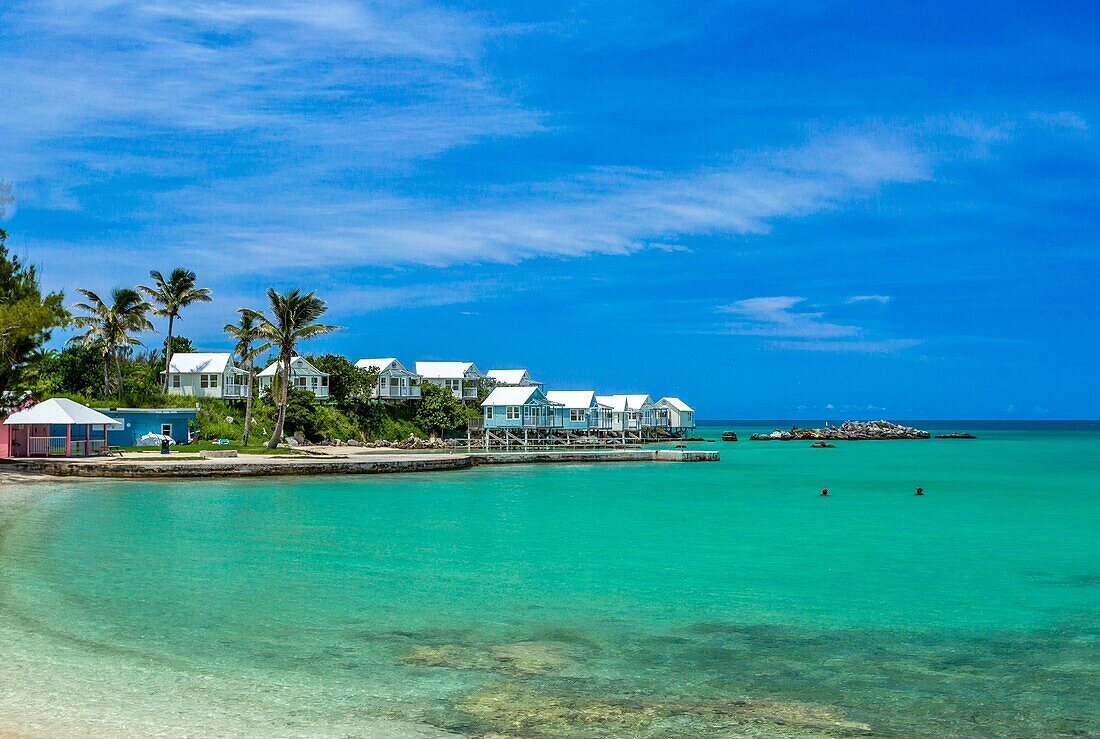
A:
[1, 449, 719, 480]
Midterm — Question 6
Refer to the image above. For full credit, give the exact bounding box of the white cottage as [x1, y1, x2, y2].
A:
[545, 390, 612, 430]
[256, 356, 330, 399]
[656, 397, 695, 432]
[415, 361, 485, 400]
[595, 394, 655, 431]
[486, 369, 543, 391]
[355, 358, 421, 400]
[164, 353, 249, 400]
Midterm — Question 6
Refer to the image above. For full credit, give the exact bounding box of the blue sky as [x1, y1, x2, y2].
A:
[1, 0, 1098, 418]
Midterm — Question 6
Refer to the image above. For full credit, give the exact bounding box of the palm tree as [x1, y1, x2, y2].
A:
[68, 288, 154, 400]
[243, 288, 339, 449]
[139, 268, 212, 392]
[223, 309, 270, 445]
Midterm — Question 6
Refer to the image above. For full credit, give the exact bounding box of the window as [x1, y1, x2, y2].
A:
[446, 379, 462, 392]
[485, 407, 494, 420]
[321, 376, 328, 386]
[506, 406, 520, 420]
[570, 409, 586, 423]
[171, 374, 180, 388]
[161, 423, 173, 436]
[200, 374, 219, 388]
[296, 377, 307, 388]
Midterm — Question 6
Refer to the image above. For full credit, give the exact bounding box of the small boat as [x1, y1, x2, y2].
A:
[721, 431, 738, 442]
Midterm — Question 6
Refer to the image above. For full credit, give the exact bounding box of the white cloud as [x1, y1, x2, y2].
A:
[0, 0, 540, 194]
[1028, 111, 1089, 133]
[767, 338, 921, 354]
[716, 296, 860, 339]
[153, 131, 927, 271]
[714, 295, 919, 353]
[846, 294, 891, 304]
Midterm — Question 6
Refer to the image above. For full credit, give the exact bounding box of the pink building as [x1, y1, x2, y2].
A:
[2, 398, 122, 458]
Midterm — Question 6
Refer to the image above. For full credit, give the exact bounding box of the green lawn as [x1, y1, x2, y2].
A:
[117, 440, 293, 455]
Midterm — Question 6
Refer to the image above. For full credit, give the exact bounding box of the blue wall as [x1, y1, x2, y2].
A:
[99, 409, 197, 446]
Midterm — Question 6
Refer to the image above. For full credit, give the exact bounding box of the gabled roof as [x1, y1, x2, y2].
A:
[416, 361, 482, 379]
[481, 386, 557, 407]
[658, 397, 694, 412]
[546, 390, 598, 409]
[4, 398, 122, 426]
[596, 394, 653, 412]
[356, 357, 412, 374]
[487, 369, 534, 385]
[257, 356, 327, 378]
[167, 352, 234, 374]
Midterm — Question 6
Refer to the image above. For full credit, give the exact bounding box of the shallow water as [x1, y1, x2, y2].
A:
[1, 423, 1098, 737]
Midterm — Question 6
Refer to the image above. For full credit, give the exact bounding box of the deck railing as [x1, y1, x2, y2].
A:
[378, 387, 421, 398]
[27, 436, 67, 457]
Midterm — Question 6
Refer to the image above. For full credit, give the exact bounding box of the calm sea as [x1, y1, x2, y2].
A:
[1, 422, 1097, 737]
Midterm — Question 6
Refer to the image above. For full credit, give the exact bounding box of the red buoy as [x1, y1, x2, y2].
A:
[820, 488, 829, 496]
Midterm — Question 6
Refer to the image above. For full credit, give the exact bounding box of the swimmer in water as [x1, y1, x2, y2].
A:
[820, 488, 829, 496]
[916, 487, 924, 496]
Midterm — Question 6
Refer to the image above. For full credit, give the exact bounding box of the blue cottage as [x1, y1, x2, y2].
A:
[96, 407, 198, 446]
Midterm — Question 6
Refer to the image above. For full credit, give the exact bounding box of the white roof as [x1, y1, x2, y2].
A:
[168, 353, 234, 374]
[487, 369, 531, 385]
[482, 386, 556, 407]
[356, 357, 401, 372]
[658, 397, 694, 412]
[416, 361, 481, 379]
[545, 390, 597, 409]
[4, 398, 123, 427]
[596, 394, 652, 412]
[257, 356, 326, 378]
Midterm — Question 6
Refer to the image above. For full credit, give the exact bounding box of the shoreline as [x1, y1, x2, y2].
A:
[0, 448, 719, 480]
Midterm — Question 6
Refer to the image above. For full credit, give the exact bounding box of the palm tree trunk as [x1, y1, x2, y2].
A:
[102, 353, 109, 398]
[113, 349, 123, 402]
[243, 363, 254, 445]
[266, 353, 291, 448]
[162, 313, 175, 393]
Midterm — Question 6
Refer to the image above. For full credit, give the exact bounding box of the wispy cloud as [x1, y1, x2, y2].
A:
[768, 338, 921, 354]
[846, 294, 891, 304]
[1028, 111, 1089, 133]
[0, 0, 540, 194]
[717, 296, 860, 339]
[161, 130, 929, 271]
[714, 295, 919, 353]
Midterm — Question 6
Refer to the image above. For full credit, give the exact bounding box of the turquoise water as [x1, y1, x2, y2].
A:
[1, 423, 1098, 737]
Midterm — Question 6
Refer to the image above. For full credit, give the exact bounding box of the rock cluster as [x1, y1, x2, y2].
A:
[935, 432, 977, 439]
[750, 420, 930, 441]
[810, 441, 835, 448]
[362, 434, 447, 450]
[721, 431, 738, 442]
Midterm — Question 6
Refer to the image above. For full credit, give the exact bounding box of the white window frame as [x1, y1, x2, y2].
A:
[570, 409, 586, 423]
[161, 423, 173, 436]
[485, 406, 494, 420]
[171, 374, 180, 388]
[506, 406, 520, 420]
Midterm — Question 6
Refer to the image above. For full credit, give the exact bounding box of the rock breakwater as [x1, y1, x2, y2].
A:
[750, 420, 929, 441]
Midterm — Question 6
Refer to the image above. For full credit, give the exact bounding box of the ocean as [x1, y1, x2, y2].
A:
[1, 422, 1097, 737]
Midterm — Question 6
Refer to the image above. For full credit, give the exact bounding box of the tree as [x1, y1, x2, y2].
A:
[0, 228, 69, 396]
[416, 381, 469, 439]
[139, 268, 212, 392]
[224, 310, 269, 445]
[308, 353, 377, 413]
[243, 289, 339, 449]
[68, 288, 154, 400]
